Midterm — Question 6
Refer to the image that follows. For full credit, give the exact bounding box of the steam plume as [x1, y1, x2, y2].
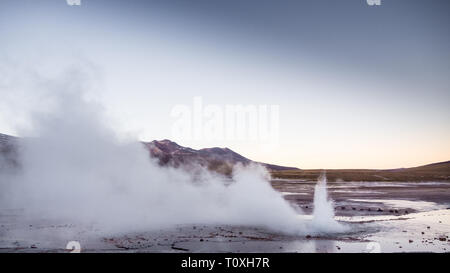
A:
[0, 74, 345, 236]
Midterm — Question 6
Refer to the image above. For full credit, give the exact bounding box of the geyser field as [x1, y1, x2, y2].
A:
[0, 91, 449, 253]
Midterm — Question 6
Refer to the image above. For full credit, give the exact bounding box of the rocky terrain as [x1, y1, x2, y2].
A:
[1, 180, 449, 253]
[1, 132, 449, 253]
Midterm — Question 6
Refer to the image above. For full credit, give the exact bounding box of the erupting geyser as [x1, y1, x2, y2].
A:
[0, 78, 347, 236]
[310, 172, 345, 232]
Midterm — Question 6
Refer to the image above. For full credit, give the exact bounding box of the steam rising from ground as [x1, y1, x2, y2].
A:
[312, 173, 344, 232]
[0, 82, 345, 236]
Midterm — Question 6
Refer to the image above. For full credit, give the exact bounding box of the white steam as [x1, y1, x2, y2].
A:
[311, 172, 345, 232]
[0, 76, 345, 236]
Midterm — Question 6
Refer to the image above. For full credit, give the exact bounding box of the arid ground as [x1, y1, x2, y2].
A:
[1, 179, 449, 253]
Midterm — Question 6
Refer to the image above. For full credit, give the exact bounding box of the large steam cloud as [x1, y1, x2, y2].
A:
[0, 70, 345, 236]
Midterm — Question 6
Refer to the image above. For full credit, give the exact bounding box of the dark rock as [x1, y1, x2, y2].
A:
[30, 245, 37, 248]
[438, 237, 447, 241]
[341, 206, 346, 210]
[171, 246, 189, 251]
[352, 207, 356, 210]
[409, 240, 413, 243]
[427, 226, 430, 229]
[200, 238, 204, 242]
[306, 235, 311, 239]
[377, 208, 383, 212]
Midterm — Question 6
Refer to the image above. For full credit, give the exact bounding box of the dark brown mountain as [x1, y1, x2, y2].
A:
[143, 139, 299, 175]
[4, 132, 447, 180]
[0, 133, 298, 174]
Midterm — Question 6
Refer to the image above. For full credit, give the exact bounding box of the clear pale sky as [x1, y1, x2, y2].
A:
[0, 0, 449, 169]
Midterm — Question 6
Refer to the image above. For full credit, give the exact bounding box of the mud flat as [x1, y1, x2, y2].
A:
[0, 181, 449, 253]
[274, 180, 450, 216]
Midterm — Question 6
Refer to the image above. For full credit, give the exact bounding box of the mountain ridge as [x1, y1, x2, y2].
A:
[143, 139, 299, 174]
[0, 133, 298, 174]
[2, 132, 448, 180]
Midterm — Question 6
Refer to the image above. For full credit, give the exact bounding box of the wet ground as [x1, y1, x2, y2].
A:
[0, 180, 449, 253]
[274, 180, 450, 216]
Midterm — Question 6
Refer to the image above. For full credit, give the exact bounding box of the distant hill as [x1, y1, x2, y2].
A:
[271, 161, 450, 181]
[144, 139, 299, 175]
[406, 161, 450, 172]
[2, 132, 447, 180]
[0, 133, 298, 174]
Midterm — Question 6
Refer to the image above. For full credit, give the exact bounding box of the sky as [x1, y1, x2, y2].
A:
[0, 0, 449, 169]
